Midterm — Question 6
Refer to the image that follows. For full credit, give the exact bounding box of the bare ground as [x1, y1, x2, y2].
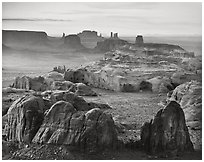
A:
[2, 88, 202, 159]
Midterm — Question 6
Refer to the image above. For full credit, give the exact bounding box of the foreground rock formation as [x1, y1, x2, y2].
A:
[141, 101, 194, 156]
[168, 81, 202, 150]
[33, 105, 118, 152]
[3, 95, 46, 143]
[3, 90, 117, 154]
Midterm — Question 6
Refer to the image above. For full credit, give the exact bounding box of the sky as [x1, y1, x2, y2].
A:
[2, 2, 202, 37]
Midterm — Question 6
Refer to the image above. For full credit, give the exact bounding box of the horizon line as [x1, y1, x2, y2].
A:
[2, 29, 202, 38]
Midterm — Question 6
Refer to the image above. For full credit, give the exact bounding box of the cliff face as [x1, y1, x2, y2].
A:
[3, 30, 48, 47]
[77, 30, 104, 49]
[64, 34, 85, 49]
[2, 30, 88, 52]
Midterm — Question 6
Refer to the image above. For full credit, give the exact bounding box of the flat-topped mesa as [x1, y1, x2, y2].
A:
[2, 30, 48, 46]
[135, 35, 144, 45]
[78, 30, 98, 37]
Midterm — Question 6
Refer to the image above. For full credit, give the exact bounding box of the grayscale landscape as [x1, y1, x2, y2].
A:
[2, 2, 202, 160]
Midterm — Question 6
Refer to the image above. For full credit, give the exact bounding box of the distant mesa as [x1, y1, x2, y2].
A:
[2, 30, 87, 52]
[77, 30, 104, 49]
[110, 32, 119, 39]
[3, 30, 48, 45]
[95, 32, 128, 52]
[2, 29, 195, 57]
[135, 35, 144, 45]
[64, 34, 84, 49]
[78, 30, 98, 38]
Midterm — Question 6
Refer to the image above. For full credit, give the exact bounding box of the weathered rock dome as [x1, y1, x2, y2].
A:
[4, 95, 47, 143]
[32, 102, 118, 152]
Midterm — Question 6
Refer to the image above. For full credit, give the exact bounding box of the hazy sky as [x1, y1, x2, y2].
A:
[2, 2, 202, 37]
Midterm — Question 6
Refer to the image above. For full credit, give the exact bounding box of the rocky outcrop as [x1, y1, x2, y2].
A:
[53, 65, 66, 74]
[142, 43, 194, 58]
[141, 101, 194, 156]
[63, 64, 176, 93]
[12, 76, 31, 90]
[75, 83, 97, 96]
[50, 81, 74, 91]
[145, 76, 174, 93]
[181, 58, 202, 72]
[171, 71, 201, 87]
[12, 76, 46, 91]
[49, 91, 90, 111]
[3, 95, 47, 143]
[32, 102, 118, 152]
[12, 72, 65, 91]
[11, 71, 98, 96]
[169, 81, 202, 150]
[44, 71, 65, 82]
[48, 91, 109, 111]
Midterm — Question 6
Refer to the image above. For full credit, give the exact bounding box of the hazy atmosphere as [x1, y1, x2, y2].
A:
[3, 2, 202, 36]
[2, 2, 202, 160]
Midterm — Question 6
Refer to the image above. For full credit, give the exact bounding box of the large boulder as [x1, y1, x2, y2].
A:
[13, 76, 31, 90]
[49, 91, 90, 111]
[43, 71, 65, 89]
[30, 76, 47, 91]
[3, 95, 46, 143]
[44, 71, 65, 81]
[32, 102, 118, 152]
[141, 101, 194, 156]
[75, 83, 97, 96]
[12, 76, 47, 91]
[49, 90, 110, 111]
[169, 80, 202, 150]
[171, 71, 201, 87]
